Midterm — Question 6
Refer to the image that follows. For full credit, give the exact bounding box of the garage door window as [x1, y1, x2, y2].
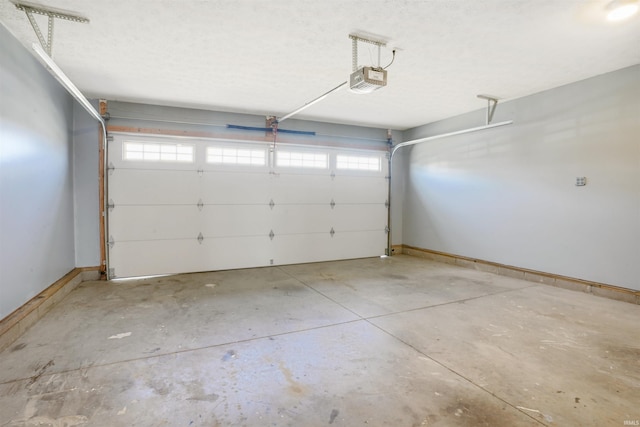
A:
[123, 142, 194, 163]
[276, 151, 328, 169]
[207, 147, 266, 166]
[336, 154, 381, 171]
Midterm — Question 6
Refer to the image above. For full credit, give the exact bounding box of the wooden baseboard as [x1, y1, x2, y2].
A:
[401, 245, 640, 305]
[0, 267, 101, 353]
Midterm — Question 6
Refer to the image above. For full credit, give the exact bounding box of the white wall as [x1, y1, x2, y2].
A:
[72, 103, 101, 267]
[390, 149, 406, 248]
[402, 65, 640, 290]
[0, 24, 76, 319]
[106, 101, 394, 151]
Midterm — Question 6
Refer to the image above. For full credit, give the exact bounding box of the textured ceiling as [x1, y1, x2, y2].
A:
[1, 0, 639, 130]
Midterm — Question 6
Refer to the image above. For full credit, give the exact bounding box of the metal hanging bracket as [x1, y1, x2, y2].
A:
[349, 34, 387, 71]
[11, 0, 89, 56]
[477, 94, 500, 125]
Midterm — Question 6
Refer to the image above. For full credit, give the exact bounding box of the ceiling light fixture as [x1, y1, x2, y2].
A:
[606, 0, 639, 21]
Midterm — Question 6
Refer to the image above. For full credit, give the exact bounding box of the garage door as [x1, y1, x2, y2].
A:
[107, 134, 388, 278]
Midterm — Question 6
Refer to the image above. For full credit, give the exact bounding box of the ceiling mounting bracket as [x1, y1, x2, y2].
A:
[349, 34, 387, 71]
[477, 94, 501, 125]
[11, 0, 89, 55]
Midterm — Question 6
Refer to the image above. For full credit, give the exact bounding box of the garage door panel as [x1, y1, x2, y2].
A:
[272, 234, 335, 265]
[332, 176, 388, 203]
[200, 205, 271, 237]
[331, 204, 387, 231]
[109, 206, 200, 241]
[272, 174, 333, 204]
[331, 230, 387, 259]
[109, 169, 200, 205]
[201, 172, 271, 204]
[201, 236, 272, 270]
[110, 237, 274, 278]
[109, 240, 205, 278]
[271, 205, 333, 235]
[272, 231, 385, 266]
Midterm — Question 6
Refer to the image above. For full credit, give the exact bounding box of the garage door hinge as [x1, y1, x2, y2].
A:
[385, 199, 389, 208]
[330, 227, 335, 237]
[107, 199, 115, 211]
[330, 172, 336, 180]
[385, 226, 390, 234]
[197, 232, 204, 244]
[330, 199, 336, 209]
[385, 152, 390, 159]
[269, 199, 275, 209]
[197, 169, 204, 176]
[106, 135, 114, 143]
[107, 162, 115, 175]
[108, 235, 115, 249]
[197, 199, 204, 211]
[385, 175, 390, 181]
[269, 230, 275, 240]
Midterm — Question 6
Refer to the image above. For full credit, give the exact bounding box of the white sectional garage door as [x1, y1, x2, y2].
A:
[107, 134, 388, 278]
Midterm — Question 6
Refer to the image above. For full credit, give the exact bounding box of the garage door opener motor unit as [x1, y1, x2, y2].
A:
[349, 34, 388, 94]
[350, 66, 387, 93]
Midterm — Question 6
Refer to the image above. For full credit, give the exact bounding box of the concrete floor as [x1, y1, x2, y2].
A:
[0, 255, 638, 426]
